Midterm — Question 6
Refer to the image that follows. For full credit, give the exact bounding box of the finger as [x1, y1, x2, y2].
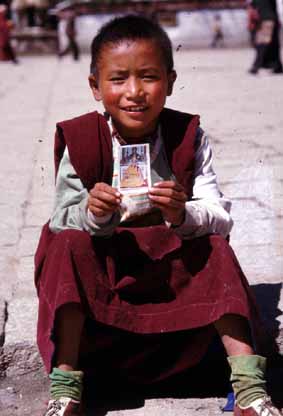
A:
[88, 200, 119, 216]
[89, 198, 119, 210]
[149, 195, 185, 208]
[91, 183, 121, 198]
[90, 190, 121, 205]
[153, 181, 185, 192]
[149, 188, 187, 202]
[90, 193, 121, 207]
[88, 206, 113, 217]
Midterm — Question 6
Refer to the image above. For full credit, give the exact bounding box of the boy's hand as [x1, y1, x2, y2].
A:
[88, 183, 121, 217]
[148, 181, 187, 226]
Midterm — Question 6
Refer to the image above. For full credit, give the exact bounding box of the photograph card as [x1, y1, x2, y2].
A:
[118, 143, 151, 192]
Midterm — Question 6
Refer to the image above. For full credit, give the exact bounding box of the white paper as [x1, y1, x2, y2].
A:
[118, 143, 153, 221]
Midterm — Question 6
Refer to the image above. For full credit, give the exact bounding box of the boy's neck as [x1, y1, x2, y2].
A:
[109, 116, 159, 144]
[113, 129, 159, 145]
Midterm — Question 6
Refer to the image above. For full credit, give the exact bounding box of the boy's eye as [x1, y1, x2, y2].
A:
[143, 74, 158, 80]
[109, 77, 125, 83]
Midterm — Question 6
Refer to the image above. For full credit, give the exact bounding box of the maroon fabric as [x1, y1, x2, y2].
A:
[54, 111, 113, 188]
[35, 108, 259, 378]
[79, 320, 217, 384]
[0, 14, 13, 61]
[36, 229, 254, 377]
[55, 108, 197, 196]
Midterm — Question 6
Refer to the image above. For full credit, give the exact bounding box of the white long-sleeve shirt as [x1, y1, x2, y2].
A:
[49, 127, 233, 239]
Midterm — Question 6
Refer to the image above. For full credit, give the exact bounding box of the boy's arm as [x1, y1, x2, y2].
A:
[49, 148, 121, 236]
[171, 129, 233, 239]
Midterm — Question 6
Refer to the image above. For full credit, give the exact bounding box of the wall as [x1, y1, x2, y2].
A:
[58, 8, 252, 52]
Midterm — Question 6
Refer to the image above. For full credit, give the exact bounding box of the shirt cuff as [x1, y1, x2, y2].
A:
[170, 203, 202, 238]
[87, 209, 113, 225]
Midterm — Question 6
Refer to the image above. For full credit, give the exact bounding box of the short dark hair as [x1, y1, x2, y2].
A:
[90, 14, 174, 75]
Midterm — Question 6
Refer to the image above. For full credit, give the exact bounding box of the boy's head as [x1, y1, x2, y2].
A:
[90, 14, 174, 76]
[89, 15, 177, 140]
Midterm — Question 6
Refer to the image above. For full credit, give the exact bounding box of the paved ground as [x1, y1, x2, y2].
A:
[0, 47, 282, 415]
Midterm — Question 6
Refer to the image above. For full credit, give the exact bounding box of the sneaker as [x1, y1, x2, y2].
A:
[234, 396, 283, 415]
[44, 397, 83, 415]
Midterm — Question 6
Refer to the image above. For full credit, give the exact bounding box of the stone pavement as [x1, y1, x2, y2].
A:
[0, 48, 282, 415]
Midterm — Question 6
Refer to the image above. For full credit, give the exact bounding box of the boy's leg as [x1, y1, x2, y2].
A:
[44, 303, 85, 415]
[55, 303, 85, 371]
[214, 314, 282, 415]
[214, 314, 254, 356]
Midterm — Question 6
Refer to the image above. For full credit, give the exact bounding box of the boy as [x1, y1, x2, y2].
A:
[35, 15, 282, 416]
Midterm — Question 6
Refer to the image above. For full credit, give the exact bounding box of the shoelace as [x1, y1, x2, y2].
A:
[45, 400, 63, 416]
[258, 396, 280, 416]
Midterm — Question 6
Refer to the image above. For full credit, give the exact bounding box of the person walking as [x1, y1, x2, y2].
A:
[211, 14, 224, 48]
[249, 0, 283, 74]
[0, 4, 18, 64]
[58, 10, 80, 61]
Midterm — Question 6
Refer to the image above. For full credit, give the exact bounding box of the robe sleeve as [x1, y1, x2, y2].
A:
[171, 128, 233, 239]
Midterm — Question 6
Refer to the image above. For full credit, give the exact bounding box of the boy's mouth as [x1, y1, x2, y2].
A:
[122, 106, 148, 113]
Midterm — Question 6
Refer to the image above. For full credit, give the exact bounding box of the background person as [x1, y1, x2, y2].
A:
[249, 0, 283, 74]
[0, 4, 18, 63]
[10, 0, 26, 29]
[211, 14, 224, 48]
[58, 10, 80, 61]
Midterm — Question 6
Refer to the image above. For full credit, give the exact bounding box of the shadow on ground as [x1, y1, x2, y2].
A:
[252, 283, 282, 343]
[83, 339, 231, 415]
[251, 283, 283, 409]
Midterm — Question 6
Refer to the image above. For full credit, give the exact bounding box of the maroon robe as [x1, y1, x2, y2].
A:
[34, 108, 259, 382]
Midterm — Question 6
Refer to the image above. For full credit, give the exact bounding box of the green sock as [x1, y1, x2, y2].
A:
[49, 368, 84, 401]
[227, 355, 267, 408]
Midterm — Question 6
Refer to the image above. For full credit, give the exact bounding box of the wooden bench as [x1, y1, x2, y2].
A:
[11, 28, 58, 54]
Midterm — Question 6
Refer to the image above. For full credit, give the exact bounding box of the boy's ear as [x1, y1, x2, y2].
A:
[88, 75, 102, 101]
[167, 70, 177, 96]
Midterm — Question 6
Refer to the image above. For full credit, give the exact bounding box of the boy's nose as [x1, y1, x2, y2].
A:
[125, 78, 144, 100]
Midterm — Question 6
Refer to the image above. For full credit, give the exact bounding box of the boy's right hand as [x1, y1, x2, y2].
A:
[88, 183, 121, 217]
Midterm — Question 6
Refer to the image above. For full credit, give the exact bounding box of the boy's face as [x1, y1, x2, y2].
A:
[89, 39, 176, 141]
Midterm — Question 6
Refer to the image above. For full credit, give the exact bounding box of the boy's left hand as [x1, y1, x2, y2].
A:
[148, 181, 187, 226]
